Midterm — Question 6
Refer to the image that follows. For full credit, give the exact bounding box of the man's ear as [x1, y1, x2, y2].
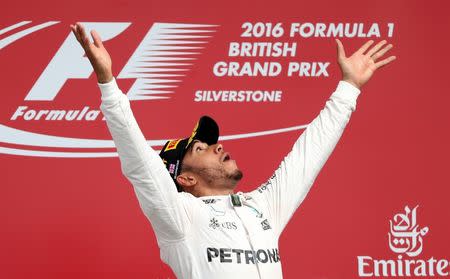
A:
[176, 173, 197, 188]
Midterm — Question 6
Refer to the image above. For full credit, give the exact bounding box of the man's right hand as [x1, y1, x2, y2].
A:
[70, 23, 113, 84]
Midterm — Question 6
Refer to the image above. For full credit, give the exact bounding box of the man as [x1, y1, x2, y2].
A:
[70, 22, 395, 279]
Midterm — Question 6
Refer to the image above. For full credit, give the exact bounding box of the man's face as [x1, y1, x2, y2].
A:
[180, 140, 243, 188]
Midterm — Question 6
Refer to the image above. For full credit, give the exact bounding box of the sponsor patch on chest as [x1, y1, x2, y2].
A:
[209, 217, 238, 230]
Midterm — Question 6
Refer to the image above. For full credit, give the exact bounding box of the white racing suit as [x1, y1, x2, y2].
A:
[99, 79, 360, 279]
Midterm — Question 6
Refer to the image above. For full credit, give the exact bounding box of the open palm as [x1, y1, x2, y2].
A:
[336, 39, 396, 89]
[70, 23, 113, 83]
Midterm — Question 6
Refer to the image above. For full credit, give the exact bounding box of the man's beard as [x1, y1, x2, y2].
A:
[190, 166, 243, 187]
[227, 169, 243, 181]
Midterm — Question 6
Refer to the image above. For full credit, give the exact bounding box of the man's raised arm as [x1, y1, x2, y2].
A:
[70, 23, 192, 243]
[248, 40, 396, 235]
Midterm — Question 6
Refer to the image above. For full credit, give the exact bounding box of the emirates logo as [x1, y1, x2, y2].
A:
[388, 205, 429, 257]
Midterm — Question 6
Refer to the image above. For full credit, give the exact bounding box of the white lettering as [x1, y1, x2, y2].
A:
[413, 260, 427, 276]
[357, 256, 450, 277]
[47, 110, 66, 121]
[358, 256, 373, 277]
[437, 260, 449, 276]
[194, 90, 282, 103]
[35, 110, 49, 120]
[373, 259, 396, 276]
[213, 62, 282, 77]
[10, 106, 28, 120]
[289, 23, 381, 38]
[24, 110, 36, 120]
[85, 110, 100, 121]
[228, 42, 296, 57]
[9, 106, 101, 121]
[287, 62, 329, 77]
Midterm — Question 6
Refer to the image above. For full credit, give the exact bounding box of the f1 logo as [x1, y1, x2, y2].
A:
[24, 22, 216, 101]
[25, 22, 130, 101]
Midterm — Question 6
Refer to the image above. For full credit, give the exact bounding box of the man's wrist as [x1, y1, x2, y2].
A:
[342, 79, 360, 90]
[97, 73, 113, 84]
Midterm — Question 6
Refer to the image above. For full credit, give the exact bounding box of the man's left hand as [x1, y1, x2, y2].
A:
[336, 39, 396, 89]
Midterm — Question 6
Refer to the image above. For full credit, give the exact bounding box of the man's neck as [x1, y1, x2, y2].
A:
[188, 182, 236, 197]
[195, 188, 234, 198]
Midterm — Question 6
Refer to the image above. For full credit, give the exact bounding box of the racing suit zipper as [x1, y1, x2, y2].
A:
[230, 194, 263, 279]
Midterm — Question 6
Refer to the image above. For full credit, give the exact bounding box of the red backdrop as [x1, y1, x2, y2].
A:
[1, 0, 449, 278]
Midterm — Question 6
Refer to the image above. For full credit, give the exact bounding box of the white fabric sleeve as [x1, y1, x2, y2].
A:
[248, 81, 361, 236]
[98, 78, 192, 244]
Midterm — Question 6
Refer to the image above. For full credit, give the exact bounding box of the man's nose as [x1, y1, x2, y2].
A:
[214, 143, 223, 154]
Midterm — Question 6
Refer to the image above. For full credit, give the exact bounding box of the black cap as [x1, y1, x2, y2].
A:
[159, 115, 219, 191]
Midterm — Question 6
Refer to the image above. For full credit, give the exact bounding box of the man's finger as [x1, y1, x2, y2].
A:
[366, 40, 387, 57]
[71, 25, 82, 43]
[357, 40, 374, 54]
[74, 24, 82, 39]
[372, 44, 393, 62]
[335, 39, 346, 60]
[70, 25, 78, 39]
[91, 30, 103, 48]
[375, 56, 396, 69]
[77, 23, 91, 47]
